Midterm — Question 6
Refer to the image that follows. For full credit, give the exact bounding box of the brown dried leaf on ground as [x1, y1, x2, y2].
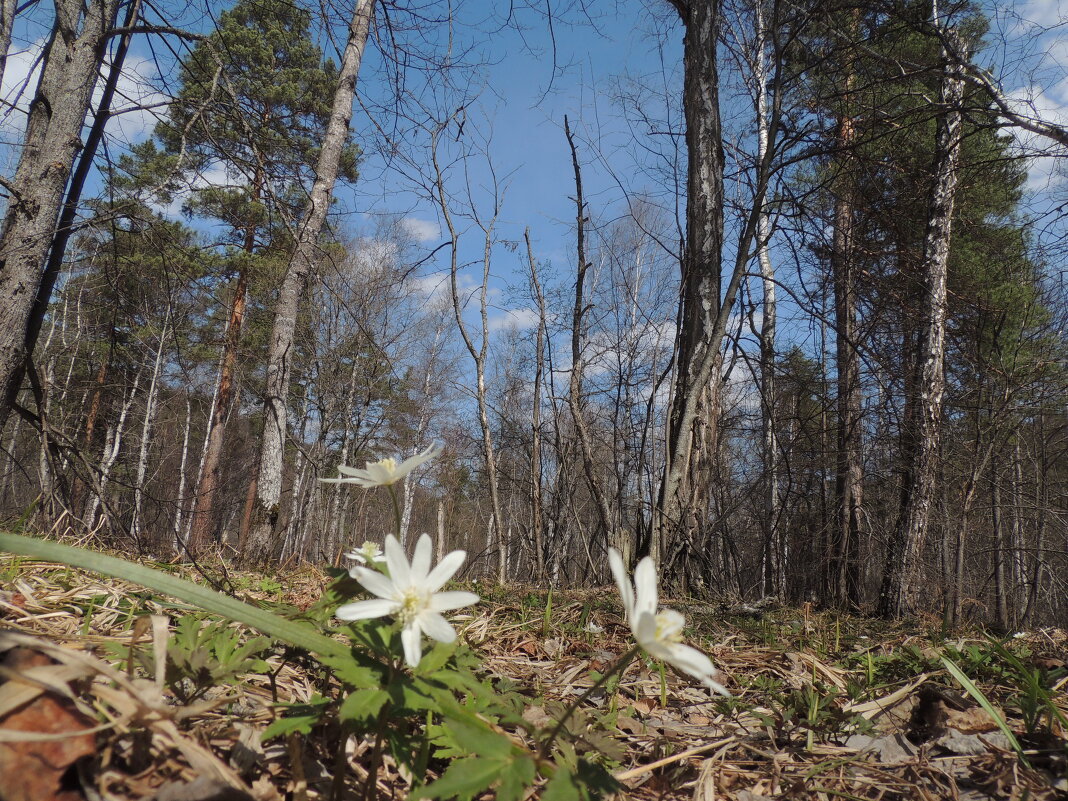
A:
[0, 648, 96, 801]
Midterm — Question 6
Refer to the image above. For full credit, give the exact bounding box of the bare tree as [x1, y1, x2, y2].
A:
[0, 0, 122, 427]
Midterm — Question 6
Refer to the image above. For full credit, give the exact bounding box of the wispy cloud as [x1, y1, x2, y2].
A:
[1, 39, 167, 142]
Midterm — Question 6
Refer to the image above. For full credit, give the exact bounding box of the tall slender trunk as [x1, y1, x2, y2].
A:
[132, 310, 170, 544]
[525, 229, 547, 581]
[173, 396, 192, 551]
[991, 466, 1009, 630]
[247, 0, 374, 563]
[879, 33, 965, 617]
[432, 128, 505, 583]
[830, 7, 864, 609]
[564, 117, 621, 568]
[85, 370, 140, 531]
[753, 0, 780, 596]
[188, 266, 250, 553]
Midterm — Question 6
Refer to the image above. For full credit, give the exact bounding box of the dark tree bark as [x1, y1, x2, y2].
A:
[0, 0, 122, 428]
[655, 0, 725, 567]
[830, 6, 863, 608]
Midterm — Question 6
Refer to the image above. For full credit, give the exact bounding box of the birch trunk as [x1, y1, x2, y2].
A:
[525, 228, 547, 581]
[433, 129, 506, 583]
[247, 0, 374, 563]
[879, 33, 965, 617]
[753, 0, 781, 596]
[132, 311, 170, 543]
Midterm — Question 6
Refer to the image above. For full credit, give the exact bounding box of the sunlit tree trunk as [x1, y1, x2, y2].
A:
[880, 32, 965, 617]
[564, 117, 622, 568]
[247, 0, 374, 562]
[656, 0, 725, 568]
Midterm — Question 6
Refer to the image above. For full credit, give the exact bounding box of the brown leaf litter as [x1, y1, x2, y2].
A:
[1, 555, 1066, 800]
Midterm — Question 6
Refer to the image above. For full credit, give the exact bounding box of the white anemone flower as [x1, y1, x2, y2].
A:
[608, 549, 730, 696]
[322, 442, 442, 488]
[337, 533, 478, 666]
[345, 541, 386, 567]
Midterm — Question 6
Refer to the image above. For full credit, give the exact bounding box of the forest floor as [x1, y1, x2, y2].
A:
[1, 550, 1066, 801]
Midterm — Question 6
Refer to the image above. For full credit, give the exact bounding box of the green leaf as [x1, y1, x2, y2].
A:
[339, 688, 389, 723]
[941, 656, 1028, 765]
[497, 755, 536, 801]
[416, 641, 457, 674]
[440, 718, 511, 759]
[0, 533, 347, 659]
[541, 766, 580, 801]
[412, 756, 503, 800]
[261, 698, 331, 741]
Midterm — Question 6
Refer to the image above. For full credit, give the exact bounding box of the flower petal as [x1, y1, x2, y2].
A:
[384, 534, 411, 587]
[633, 557, 659, 618]
[418, 611, 457, 643]
[398, 442, 441, 476]
[336, 465, 370, 477]
[662, 642, 729, 694]
[608, 548, 634, 621]
[350, 566, 398, 599]
[634, 610, 658, 647]
[430, 591, 479, 612]
[425, 550, 465, 591]
[410, 534, 433, 583]
[336, 598, 399, 621]
[401, 624, 422, 667]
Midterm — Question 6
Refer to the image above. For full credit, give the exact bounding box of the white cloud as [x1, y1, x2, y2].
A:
[488, 307, 539, 332]
[1, 39, 166, 142]
[1014, 0, 1067, 30]
[1006, 81, 1068, 191]
[401, 217, 440, 243]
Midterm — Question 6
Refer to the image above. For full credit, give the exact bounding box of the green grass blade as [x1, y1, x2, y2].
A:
[941, 656, 1028, 765]
[0, 532, 348, 659]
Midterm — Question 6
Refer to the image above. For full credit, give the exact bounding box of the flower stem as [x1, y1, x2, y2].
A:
[387, 485, 403, 538]
[538, 645, 641, 759]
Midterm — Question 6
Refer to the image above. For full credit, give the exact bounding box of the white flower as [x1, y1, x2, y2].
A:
[345, 541, 386, 566]
[608, 549, 730, 696]
[337, 533, 478, 666]
[322, 442, 442, 488]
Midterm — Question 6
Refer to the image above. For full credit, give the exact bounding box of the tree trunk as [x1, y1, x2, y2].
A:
[655, 0, 725, 567]
[132, 309, 170, 544]
[0, 0, 121, 427]
[525, 228, 547, 581]
[246, 0, 374, 563]
[753, 0, 781, 597]
[563, 116, 622, 569]
[188, 267, 249, 553]
[879, 33, 965, 618]
[831, 7, 863, 609]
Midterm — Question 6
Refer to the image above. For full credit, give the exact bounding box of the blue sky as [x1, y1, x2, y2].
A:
[1, 0, 1065, 350]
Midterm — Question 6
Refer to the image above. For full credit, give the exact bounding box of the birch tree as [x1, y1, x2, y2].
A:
[246, 0, 370, 562]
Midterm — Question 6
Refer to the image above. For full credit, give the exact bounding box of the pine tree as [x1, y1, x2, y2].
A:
[125, 0, 357, 554]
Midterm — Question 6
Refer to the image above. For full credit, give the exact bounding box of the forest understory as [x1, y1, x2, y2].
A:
[0, 543, 1065, 801]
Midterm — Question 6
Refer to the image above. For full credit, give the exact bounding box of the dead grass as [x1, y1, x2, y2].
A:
[1, 552, 1065, 801]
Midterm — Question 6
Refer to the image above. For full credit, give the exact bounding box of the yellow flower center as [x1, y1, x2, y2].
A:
[397, 587, 428, 626]
[654, 610, 684, 643]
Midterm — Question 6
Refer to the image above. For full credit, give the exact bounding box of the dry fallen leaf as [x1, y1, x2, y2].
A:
[0, 649, 96, 801]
